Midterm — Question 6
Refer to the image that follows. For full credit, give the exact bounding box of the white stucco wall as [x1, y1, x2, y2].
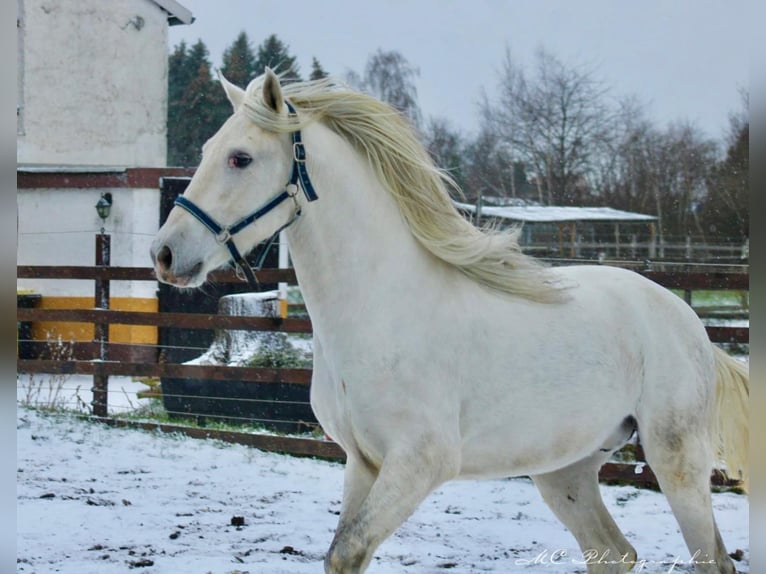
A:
[17, 184, 159, 298]
[17, 0, 169, 167]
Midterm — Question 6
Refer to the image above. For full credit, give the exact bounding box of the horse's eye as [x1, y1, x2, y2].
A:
[228, 153, 252, 169]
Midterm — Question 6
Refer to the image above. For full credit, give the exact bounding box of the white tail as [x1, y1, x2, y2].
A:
[712, 345, 749, 492]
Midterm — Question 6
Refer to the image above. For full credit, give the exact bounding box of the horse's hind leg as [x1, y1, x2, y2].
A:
[532, 448, 637, 574]
[639, 412, 736, 573]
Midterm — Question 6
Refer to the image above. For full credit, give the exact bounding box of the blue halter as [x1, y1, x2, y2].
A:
[173, 101, 318, 290]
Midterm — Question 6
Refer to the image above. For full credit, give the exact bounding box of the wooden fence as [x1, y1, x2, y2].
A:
[16, 262, 748, 489]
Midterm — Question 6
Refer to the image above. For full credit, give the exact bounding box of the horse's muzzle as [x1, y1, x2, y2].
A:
[151, 243, 203, 287]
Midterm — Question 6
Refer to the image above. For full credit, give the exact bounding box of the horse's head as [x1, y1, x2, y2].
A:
[151, 69, 303, 288]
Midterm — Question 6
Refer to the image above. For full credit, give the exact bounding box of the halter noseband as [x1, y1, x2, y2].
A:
[173, 101, 318, 290]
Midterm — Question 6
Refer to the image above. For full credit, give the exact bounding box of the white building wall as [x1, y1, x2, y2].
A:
[17, 182, 159, 299]
[17, 0, 169, 167]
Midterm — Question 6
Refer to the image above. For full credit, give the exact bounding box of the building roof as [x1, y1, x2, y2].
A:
[150, 0, 194, 26]
[455, 202, 657, 223]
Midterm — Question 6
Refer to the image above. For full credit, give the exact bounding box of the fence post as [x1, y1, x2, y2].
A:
[92, 232, 110, 417]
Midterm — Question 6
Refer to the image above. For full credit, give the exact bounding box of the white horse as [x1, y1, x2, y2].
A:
[151, 69, 749, 574]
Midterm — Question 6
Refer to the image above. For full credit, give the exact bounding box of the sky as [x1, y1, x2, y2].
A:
[167, 1, 753, 142]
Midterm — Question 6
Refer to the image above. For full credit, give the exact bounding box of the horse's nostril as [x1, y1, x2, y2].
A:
[156, 245, 173, 271]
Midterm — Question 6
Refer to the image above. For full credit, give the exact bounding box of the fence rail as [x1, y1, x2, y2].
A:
[17, 265, 297, 283]
[17, 261, 749, 490]
[17, 307, 312, 332]
[16, 265, 749, 334]
[17, 359, 313, 384]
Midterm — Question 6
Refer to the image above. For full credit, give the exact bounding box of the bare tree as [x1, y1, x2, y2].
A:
[486, 47, 614, 206]
[701, 90, 749, 243]
[597, 96, 659, 215]
[462, 120, 522, 206]
[357, 49, 422, 128]
[590, 92, 723, 246]
[726, 87, 749, 150]
[659, 121, 718, 239]
[423, 117, 466, 195]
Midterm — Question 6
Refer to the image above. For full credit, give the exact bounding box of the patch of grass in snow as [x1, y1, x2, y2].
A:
[18, 334, 89, 413]
[692, 289, 748, 309]
[614, 490, 642, 506]
[111, 398, 325, 440]
[669, 288, 749, 309]
[243, 332, 312, 369]
[116, 397, 167, 420]
[716, 341, 749, 357]
[611, 442, 640, 463]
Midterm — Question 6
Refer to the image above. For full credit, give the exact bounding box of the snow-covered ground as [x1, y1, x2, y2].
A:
[17, 373, 152, 417]
[17, 407, 749, 574]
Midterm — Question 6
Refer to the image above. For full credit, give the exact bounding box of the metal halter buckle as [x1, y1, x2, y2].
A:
[215, 228, 231, 244]
[293, 142, 307, 163]
[234, 264, 248, 282]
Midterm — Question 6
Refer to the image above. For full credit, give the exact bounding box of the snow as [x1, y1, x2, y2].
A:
[454, 203, 658, 223]
[17, 407, 749, 574]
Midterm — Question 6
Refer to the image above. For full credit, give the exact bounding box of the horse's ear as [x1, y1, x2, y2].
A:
[262, 67, 284, 114]
[217, 70, 245, 111]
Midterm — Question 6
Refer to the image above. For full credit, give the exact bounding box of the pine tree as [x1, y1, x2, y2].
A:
[253, 34, 302, 82]
[168, 41, 192, 111]
[167, 40, 227, 166]
[309, 57, 328, 81]
[221, 31, 257, 88]
[167, 34, 305, 167]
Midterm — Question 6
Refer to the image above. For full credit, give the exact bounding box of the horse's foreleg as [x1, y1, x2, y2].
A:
[324, 441, 459, 574]
[336, 454, 377, 532]
[532, 451, 637, 574]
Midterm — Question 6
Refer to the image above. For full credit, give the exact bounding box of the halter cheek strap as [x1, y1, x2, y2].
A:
[173, 101, 318, 290]
[288, 101, 318, 202]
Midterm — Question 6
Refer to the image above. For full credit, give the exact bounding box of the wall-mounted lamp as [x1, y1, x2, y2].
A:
[95, 192, 113, 233]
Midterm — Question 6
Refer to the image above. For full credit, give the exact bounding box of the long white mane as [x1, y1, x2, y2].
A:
[241, 75, 568, 303]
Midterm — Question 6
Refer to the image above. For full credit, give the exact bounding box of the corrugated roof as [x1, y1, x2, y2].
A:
[455, 202, 657, 223]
